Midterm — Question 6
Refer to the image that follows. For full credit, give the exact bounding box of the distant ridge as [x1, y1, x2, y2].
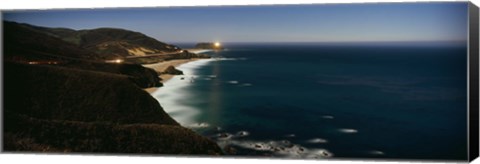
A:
[66, 27, 181, 57]
[3, 21, 182, 60]
[3, 21, 102, 60]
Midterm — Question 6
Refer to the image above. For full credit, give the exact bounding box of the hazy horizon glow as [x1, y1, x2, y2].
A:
[3, 2, 468, 43]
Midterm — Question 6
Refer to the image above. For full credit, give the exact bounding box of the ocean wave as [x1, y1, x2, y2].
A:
[321, 115, 334, 119]
[228, 80, 239, 84]
[240, 83, 252, 87]
[213, 57, 247, 61]
[339, 128, 358, 133]
[306, 138, 328, 144]
[369, 150, 385, 155]
[285, 134, 296, 137]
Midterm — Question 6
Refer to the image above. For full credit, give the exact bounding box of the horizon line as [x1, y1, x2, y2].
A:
[171, 40, 468, 44]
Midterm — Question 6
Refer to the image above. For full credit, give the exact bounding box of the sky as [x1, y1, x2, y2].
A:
[2, 2, 469, 43]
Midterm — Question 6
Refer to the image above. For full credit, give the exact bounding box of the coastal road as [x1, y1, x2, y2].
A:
[123, 49, 214, 59]
[123, 50, 184, 59]
[19, 49, 214, 64]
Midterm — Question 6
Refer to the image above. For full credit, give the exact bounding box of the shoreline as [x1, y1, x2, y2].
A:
[143, 49, 214, 93]
[148, 58, 216, 126]
[186, 49, 214, 54]
[143, 58, 201, 93]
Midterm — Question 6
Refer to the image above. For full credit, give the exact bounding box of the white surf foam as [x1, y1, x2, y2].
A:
[240, 83, 252, 87]
[151, 59, 216, 125]
[214, 57, 247, 61]
[306, 138, 328, 144]
[285, 134, 296, 137]
[369, 150, 385, 155]
[228, 80, 239, 84]
[185, 122, 211, 129]
[339, 128, 358, 133]
[321, 115, 334, 119]
[224, 139, 333, 158]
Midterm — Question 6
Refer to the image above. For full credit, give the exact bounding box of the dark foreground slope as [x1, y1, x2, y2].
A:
[4, 113, 221, 154]
[3, 62, 223, 154]
[58, 61, 163, 88]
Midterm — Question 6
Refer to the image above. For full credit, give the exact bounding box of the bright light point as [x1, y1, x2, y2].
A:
[107, 59, 123, 63]
[214, 42, 221, 47]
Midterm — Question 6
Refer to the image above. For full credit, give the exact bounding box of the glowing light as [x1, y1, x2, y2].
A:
[214, 42, 221, 47]
[106, 59, 124, 63]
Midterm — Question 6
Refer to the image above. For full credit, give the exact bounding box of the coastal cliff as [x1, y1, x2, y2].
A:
[3, 21, 209, 64]
[3, 62, 223, 154]
[3, 20, 222, 154]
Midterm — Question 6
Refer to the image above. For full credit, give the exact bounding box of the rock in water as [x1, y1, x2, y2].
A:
[236, 131, 249, 137]
[162, 65, 183, 75]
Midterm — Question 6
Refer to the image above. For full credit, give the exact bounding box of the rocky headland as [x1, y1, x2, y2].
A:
[195, 42, 224, 50]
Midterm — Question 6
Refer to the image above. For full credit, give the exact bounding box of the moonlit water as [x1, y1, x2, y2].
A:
[152, 43, 467, 160]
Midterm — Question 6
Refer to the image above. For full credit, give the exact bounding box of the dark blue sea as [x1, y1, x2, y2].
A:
[153, 42, 467, 160]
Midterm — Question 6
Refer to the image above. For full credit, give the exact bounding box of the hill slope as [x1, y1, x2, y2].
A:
[74, 28, 181, 57]
[4, 21, 181, 58]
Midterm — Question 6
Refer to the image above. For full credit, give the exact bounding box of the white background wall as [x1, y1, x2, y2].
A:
[0, 0, 478, 164]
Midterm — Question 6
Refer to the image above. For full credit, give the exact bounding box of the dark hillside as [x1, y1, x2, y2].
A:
[4, 62, 175, 124]
[3, 21, 103, 60]
[4, 21, 164, 88]
[4, 112, 222, 154]
[3, 62, 223, 154]
[58, 61, 162, 88]
[3, 21, 181, 58]
[77, 28, 180, 55]
[3, 21, 209, 64]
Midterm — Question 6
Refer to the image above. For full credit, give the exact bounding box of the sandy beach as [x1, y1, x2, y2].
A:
[143, 49, 213, 93]
[143, 58, 200, 93]
[186, 49, 215, 54]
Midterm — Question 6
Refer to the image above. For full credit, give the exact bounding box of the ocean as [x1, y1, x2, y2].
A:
[152, 43, 468, 160]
